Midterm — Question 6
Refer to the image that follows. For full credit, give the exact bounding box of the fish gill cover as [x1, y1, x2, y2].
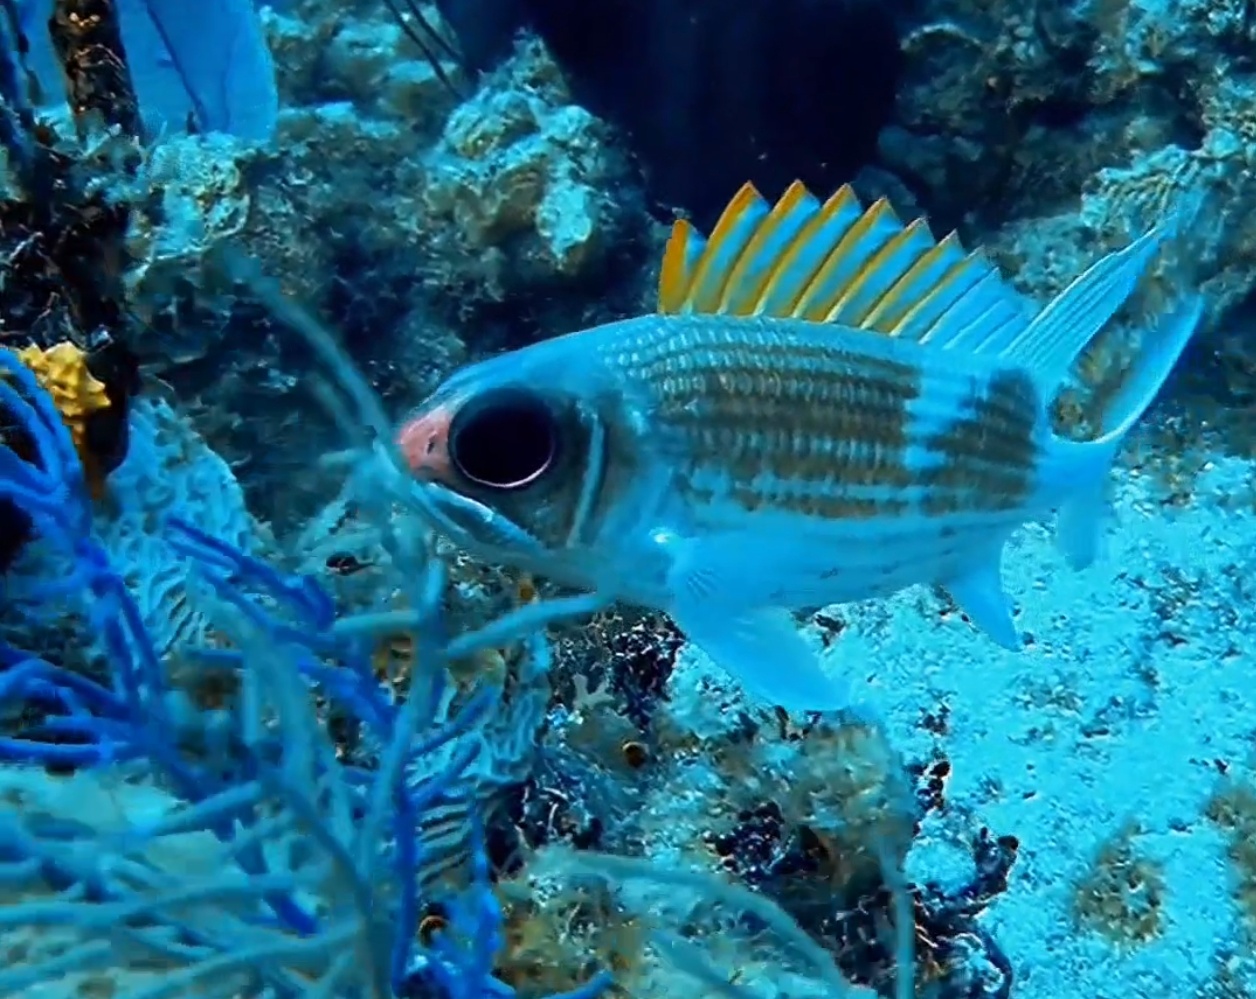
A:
[0, 0, 1255, 998]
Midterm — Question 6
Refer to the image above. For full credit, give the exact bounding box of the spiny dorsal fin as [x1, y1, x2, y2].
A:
[657, 181, 1033, 349]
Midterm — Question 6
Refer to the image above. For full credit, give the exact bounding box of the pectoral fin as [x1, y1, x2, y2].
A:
[670, 602, 851, 713]
[657, 529, 849, 712]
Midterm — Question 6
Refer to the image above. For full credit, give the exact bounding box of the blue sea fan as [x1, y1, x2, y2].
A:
[0, 343, 611, 997]
[4, 398, 256, 661]
[130, 0, 279, 139]
[17, 0, 279, 140]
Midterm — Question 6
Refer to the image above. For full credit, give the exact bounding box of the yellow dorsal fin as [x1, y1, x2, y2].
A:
[656, 181, 1033, 347]
[658, 218, 702, 313]
[720, 180, 814, 315]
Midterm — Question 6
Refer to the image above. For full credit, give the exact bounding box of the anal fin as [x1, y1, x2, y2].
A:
[943, 558, 1021, 650]
[1056, 482, 1109, 571]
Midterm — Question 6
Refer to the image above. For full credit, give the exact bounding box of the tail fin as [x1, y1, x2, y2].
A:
[998, 227, 1167, 387]
[1052, 297, 1204, 570]
[1091, 295, 1204, 445]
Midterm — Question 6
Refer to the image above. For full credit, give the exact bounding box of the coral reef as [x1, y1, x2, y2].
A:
[0, 4, 143, 566]
[4, 2, 1256, 999]
[0, 397, 257, 738]
[422, 47, 622, 290]
[434, 0, 906, 229]
[882, 0, 1256, 457]
[4, 0, 656, 539]
[48, 0, 142, 134]
[95, 399, 255, 649]
[107, 13, 644, 528]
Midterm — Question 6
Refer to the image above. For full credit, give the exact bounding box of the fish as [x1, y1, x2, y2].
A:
[396, 180, 1203, 713]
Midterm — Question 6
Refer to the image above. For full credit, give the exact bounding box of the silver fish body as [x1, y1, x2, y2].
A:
[591, 313, 1048, 597]
[399, 181, 1201, 712]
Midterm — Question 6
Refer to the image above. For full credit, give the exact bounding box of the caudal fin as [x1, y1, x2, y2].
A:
[1090, 295, 1204, 445]
[998, 227, 1167, 387]
[993, 222, 1202, 570]
[1052, 296, 1204, 569]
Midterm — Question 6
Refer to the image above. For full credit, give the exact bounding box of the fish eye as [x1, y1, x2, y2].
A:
[448, 389, 558, 491]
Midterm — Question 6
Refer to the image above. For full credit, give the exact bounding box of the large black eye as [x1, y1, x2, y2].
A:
[448, 389, 558, 490]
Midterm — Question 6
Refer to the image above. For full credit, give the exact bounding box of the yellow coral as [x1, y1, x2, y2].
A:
[3, 341, 111, 474]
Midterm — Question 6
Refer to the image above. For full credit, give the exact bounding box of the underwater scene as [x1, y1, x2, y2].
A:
[1, 0, 1254, 996]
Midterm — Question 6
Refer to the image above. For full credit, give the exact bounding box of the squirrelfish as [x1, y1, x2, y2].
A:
[396, 181, 1202, 712]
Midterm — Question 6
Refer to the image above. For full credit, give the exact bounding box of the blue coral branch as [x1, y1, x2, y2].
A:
[167, 515, 509, 991]
[167, 517, 337, 629]
[1, 359, 322, 937]
[1, 355, 616, 997]
[0, 351, 90, 536]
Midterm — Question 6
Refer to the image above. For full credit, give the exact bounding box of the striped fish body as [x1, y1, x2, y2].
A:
[398, 180, 1200, 712]
[580, 310, 1049, 610]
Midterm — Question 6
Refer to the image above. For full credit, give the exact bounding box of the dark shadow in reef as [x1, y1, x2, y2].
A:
[435, 0, 908, 230]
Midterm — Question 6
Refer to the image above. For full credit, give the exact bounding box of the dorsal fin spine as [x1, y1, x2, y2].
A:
[868, 233, 965, 331]
[922, 268, 1010, 348]
[687, 183, 769, 313]
[658, 219, 701, 314]
[761, 186, 864, 317]
[652, 180, 1036, 351]
[795, 198, 899, 321]
[899, 257, 998, 343]
[970, 311, 1030, 355]
[720, 181, 817, 315]
[828, 218, 936, 327]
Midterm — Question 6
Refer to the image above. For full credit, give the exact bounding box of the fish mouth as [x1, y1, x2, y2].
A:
[406, 478, 546, 559]
[405, 477, 489, 537]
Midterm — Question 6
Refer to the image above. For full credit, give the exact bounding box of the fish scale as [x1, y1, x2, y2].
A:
[398, 178, 1200, 713]
[593, 312, 1042, 522]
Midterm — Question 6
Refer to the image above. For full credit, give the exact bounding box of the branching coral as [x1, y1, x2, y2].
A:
[0, 308, 615, 997]
[0, 0, 144, 564]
